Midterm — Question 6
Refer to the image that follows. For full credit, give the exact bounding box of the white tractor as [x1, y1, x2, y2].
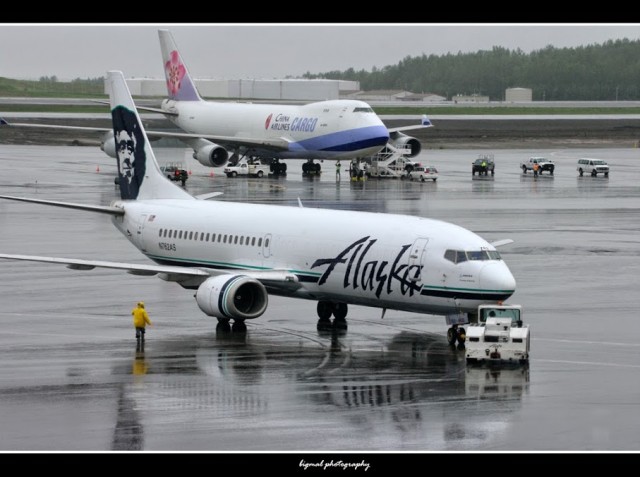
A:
[464, 304, 530, 365]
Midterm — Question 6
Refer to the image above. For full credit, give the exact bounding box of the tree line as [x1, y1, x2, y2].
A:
[303, 39, 640, 101]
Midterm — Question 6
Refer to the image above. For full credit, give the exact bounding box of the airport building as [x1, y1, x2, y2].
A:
[505, 87, 533, 102]
[452, 94, 490, 104]
[114, 78, 359, 101]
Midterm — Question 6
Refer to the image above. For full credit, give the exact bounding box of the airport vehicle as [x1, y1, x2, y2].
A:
[160, 162, 188, 185]
[408, 165, 438, 182]
[223, 160, 270, 178]
[577, 158, 609, 177]
[465, 304, 530, 364]
[472, 154, 495, 176]
[521, 156, 554, 175]
[0, 71, 516, 336]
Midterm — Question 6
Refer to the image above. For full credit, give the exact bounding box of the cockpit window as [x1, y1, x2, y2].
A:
[467, 250, 489, 261]
[353, 107, 374, 113]
[444, 249, 501, 263]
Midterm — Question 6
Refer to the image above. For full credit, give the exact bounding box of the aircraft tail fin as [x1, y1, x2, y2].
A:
[158, 29, 202, 102]
[421, 115, 433, 127]
[107, 71, 193, 201]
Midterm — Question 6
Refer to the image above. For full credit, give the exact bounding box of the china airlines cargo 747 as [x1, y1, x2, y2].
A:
[0, 71, 515, 342]
[1, 29, 431, 176]
[100, 29, 431, 175]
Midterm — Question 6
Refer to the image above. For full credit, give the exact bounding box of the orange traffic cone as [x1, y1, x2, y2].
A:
[209, 170, 214, 177]
[96, 164, 100, 173]
[188, 169, 192, 175]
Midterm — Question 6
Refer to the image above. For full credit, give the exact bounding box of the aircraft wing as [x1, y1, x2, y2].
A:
[1, 121, 112, 134]
[90, 99, 177, 116]
[387, 114, 433, 133]
[0, 253, 300, 287]
[1, 118, 290, 151]
[142, 130, 292, 151]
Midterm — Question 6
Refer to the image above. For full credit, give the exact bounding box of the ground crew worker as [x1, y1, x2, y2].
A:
[336, 160, 341, 181]
[132, 301, 152, 342]
[533, 162, 540, 177]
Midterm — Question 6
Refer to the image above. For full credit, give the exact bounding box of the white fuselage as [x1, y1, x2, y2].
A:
[163, 99, 390, 160]
[112, 200, 516, 316]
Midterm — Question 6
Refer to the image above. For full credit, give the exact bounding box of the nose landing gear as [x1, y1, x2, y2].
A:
[447, 324, 466, 349]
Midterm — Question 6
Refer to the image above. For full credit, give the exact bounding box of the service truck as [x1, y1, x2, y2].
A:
[464, 304, 530, 365]
[224, 161, 270, 178]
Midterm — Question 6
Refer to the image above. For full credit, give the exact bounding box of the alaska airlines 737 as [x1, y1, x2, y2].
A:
[0, 71, 515, 340]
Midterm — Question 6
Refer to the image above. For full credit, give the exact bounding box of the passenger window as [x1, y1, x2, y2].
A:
[223, 234, 227, 244]
[188, 231, 193, 240]
[234, 236, 238, 244]
[205, 233, 210, 241]
[265, 238, 270, 248]
[251, 237, 256, 246]
[159, 228, 163, 237]
[240, 236, 244, 245]
[258, 238, 262, 247]
[179, 231, 183, 239]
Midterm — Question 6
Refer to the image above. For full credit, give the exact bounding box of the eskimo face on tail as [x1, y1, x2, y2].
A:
[112, 106, 146, 200]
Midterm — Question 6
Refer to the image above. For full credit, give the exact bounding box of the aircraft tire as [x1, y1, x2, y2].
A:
[333, 303, 348, 320]
[317, 301, 333, 320]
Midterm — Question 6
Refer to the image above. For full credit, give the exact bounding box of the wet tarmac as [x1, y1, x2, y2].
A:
[0, 145, 639, 451]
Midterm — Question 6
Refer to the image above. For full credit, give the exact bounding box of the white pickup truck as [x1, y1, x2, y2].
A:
[224, 161, 270, 178]
[464, 304, 530, 365]
[521, 156, 554, 175]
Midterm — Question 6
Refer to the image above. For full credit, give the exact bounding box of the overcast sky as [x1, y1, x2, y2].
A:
[1, 24, 639, 81]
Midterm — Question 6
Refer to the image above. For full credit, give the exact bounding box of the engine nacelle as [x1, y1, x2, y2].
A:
[389, 132, 421, 157]
[100, 130, 116, 158]
[193, 143, 229, 167]
[196, 275, 268, 320]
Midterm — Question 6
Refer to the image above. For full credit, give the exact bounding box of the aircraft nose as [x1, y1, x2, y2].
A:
[479, 262, 516, 298]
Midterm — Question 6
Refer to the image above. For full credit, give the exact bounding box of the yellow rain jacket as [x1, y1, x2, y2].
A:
[132, 304, 152, 328]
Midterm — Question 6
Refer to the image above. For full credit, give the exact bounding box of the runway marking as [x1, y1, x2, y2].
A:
[537, 338, 640, 347]
[536, 359, 640, 369]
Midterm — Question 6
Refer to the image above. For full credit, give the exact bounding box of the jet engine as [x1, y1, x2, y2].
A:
[100, 130, 116, 158]
[193, 142, 229, 167]
[195, 275, 268, 320]
[388, 132, 421, 157]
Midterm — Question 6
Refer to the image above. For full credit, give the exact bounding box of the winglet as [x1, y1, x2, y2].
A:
[491, 239, 515, 248]
[0, 118, 8, 126]
[158, 29, 202, 102]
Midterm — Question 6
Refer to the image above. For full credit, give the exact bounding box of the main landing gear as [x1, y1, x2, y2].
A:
[316, 301, 348, 331]
[216, 318, 246, 333]
[270, 158, 287, 176]
[302, 159, 321, 175]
